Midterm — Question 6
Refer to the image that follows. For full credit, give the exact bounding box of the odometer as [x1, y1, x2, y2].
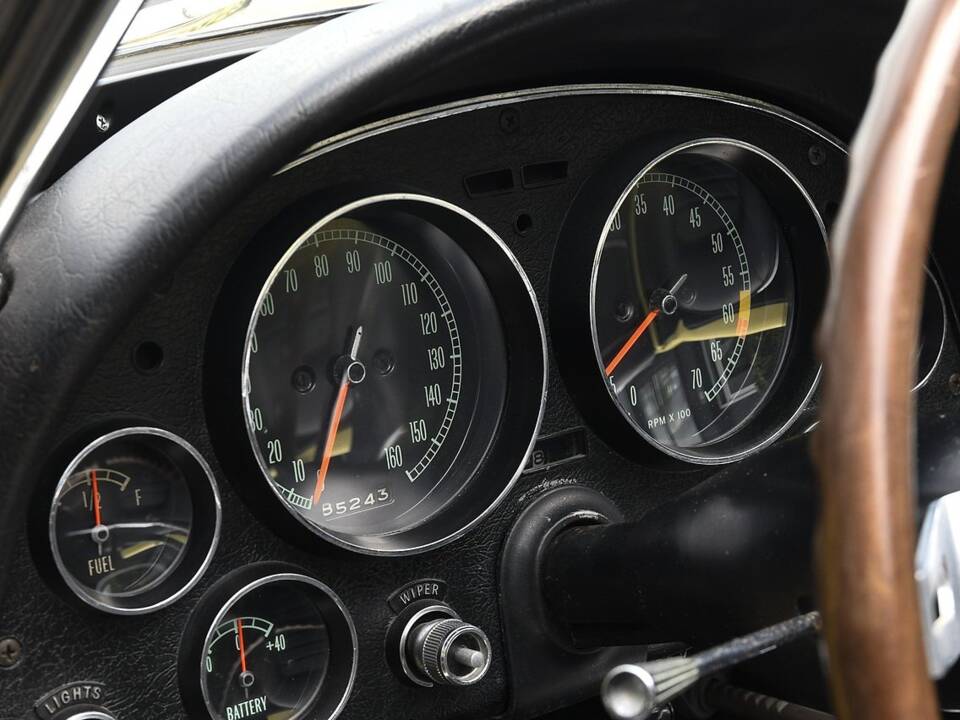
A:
[240, 195, 543, 554]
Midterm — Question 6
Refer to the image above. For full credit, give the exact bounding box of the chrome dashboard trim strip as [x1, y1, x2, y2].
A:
[281, 83, 847, 175]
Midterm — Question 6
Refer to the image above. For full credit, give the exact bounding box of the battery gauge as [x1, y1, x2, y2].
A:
[181, 569, 357, 720]
[49, 427, 221, 614]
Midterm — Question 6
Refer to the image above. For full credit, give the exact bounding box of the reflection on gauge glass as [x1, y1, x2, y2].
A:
[49, 427, 220, 614]
[916, 267, 947, 390]
[200, 574, 356, 720]
[592, 142, 801, 460]
[241, 195, 545, 554]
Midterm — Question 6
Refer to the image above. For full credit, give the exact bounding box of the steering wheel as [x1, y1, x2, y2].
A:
[0, 0, 952, 717]
[815, 0, 960, 718]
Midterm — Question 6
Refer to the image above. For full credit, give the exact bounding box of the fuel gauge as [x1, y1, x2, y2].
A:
[49, 427, 221, 614]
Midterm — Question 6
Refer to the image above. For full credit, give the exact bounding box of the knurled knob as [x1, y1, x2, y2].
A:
[411, 617, 492, 686]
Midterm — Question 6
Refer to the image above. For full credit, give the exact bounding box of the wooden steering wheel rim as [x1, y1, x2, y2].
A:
[815, 1, 960, 717]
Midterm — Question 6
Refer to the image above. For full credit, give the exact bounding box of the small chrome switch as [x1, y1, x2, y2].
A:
[395, 603, 492, 687]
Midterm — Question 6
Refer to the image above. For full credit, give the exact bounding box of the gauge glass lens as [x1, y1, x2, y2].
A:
[243, 207, 507, 545]
[49, 427, 220, 613]
[51, 433, 193, 599]
[593, 150, 796, 454]
[202, 578, 334, 720]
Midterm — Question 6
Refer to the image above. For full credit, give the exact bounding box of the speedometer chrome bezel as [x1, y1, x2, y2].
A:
[587, 138, 829, 465]
[240, 193, 547, 555]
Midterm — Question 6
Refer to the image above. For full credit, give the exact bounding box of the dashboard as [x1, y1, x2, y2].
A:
[4, 79, 960, 720]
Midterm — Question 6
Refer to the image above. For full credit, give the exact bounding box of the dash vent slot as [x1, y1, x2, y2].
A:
[464, 168, 515, 197]
[521, 160, 568, 189]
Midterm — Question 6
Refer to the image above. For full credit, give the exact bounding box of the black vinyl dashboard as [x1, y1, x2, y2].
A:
[4, 4, 960, 717]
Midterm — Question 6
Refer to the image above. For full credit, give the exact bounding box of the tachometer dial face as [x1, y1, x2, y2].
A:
[199, 574, 356, 720]
[49, 427, 220, 613]
[243, 198, 511, 551]
[592, 146, 797, 459]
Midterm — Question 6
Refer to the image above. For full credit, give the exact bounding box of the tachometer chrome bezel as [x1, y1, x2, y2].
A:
[587, 138, 829, 465]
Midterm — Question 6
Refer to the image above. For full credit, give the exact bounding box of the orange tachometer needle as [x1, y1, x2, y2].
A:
[312, 380, 351, 505]
[90, 469, 102, 526]
[605, 309, 660, 377]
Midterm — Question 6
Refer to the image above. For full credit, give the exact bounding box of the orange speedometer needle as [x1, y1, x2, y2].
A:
[313, 380, 351, 505]
[605, 309, 659, 377]
[312, 326, 364, 505]
[236, 618, 248, 674]
[90, 469, 102, 527]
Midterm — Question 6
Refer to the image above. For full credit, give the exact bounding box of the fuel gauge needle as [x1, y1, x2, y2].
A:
[90, 469, 105, 556]
[312, 326, 364, 505]
[91, 469, 102, 526]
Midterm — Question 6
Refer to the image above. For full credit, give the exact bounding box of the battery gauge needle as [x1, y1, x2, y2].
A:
[236, 618, 255, 696]
[237, 618, 248, 673]
[312, 326, 364, 505]
[605, 274, 688, 377]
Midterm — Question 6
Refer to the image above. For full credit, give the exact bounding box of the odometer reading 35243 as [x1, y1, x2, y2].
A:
[242, 199, 508, 550]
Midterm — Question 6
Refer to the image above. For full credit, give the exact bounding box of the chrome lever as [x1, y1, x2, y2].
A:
[601, 612, 821, 720]
[599, 489, 960, 720]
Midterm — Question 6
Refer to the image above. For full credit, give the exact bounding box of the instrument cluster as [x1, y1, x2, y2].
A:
[19, 87, 954, 720]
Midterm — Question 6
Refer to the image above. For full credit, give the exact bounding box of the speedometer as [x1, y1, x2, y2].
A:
[239, 195, 545, 554]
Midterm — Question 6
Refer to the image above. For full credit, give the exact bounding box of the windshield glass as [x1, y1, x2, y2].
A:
[119, 0, 376, 54]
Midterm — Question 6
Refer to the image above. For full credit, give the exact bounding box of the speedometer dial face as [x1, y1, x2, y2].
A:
[592, 145, 797, 459]
[243, 198, 512, 551]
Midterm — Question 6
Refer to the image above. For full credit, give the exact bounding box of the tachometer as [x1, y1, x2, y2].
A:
[557, 139, 828, 464]
[240, 195, 545, 553]
[594, 161, 795, 453]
